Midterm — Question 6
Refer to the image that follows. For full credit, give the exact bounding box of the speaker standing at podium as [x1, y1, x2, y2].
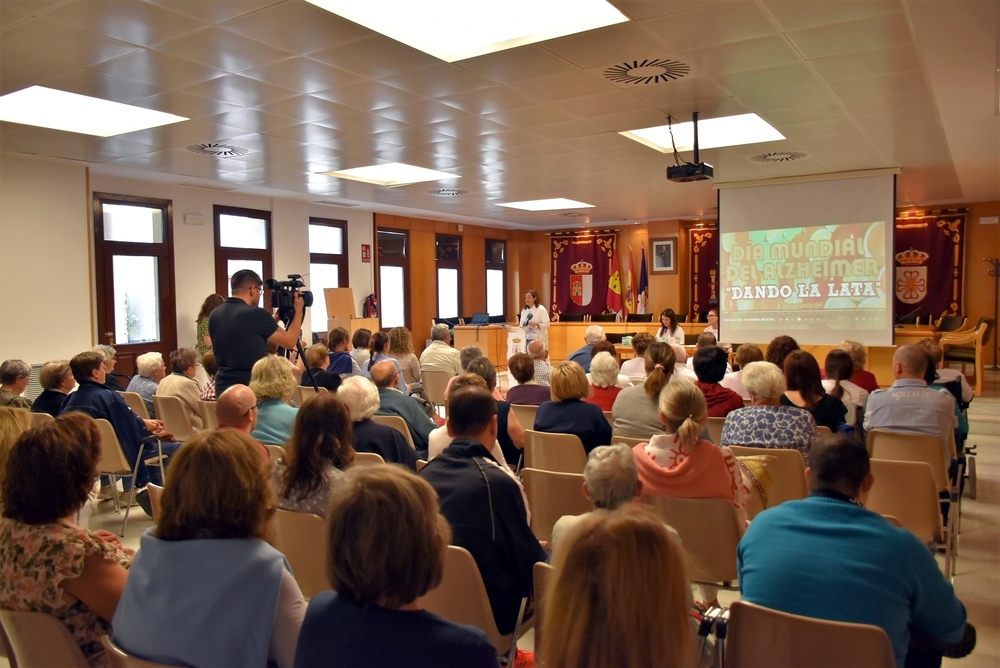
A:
[519, 290, 549, 342]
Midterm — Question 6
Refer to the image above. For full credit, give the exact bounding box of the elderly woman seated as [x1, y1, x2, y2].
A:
[31, 360, 76, 415]
[720, 361, 818, 454]
[155, 348, 204, 430]
[337, 376, 417, 469]
[0, 359, 32, 409]
[302, 343, 342, 392]
[535, 361, 612, 454]
[585, 351, 624, 411]
[92, 345, 124, 392]
[504, 353, 550, 406]
[250, 355, 299, 445]
[125, 352, 165, 418]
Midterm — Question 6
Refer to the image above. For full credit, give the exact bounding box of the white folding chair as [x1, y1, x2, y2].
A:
[372, 414, 416, 449]
[95, 419, 145, 536]
[0, 610, 89, 668]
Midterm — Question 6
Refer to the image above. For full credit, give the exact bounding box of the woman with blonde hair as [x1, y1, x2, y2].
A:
[611, 341, 676, 439]
[112, 429, 305, 668]
[250, 355, 299, 445]
[0, 406, 32, 490]
[534, 361, 612, 454]
[539, 507, 695, 668]
[388, 326, 423, 392]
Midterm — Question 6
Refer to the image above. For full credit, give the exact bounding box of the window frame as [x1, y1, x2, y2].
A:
[213, 204, 274, 301]
[485, 238, 507, 318]
[308, 217, 349, 333]
[376, 227, 410, 331]
[435, 234, 462, 320]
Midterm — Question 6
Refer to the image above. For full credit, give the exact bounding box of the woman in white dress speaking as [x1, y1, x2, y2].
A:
[519, 290, 550, 343]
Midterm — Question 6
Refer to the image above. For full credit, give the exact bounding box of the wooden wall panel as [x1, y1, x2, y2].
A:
[462, 233, 486, 316]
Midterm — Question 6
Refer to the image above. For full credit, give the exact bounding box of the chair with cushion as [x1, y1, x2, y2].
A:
[371, 414, 416, 449]
[725, 600, 895, 668]
[643, 496, 741, 587]
[151, 395, 197, 442]
[521, 468, 591, 542]
[0, 610, 89, 668]
[102, 635, 177, 668]
[119, 391, 151, 420]
[510, 404, 539, 432]
[421, 369, 451, 417]
[626, 313, 654, 323]
[524, 430, 587, 474]
[95, 419, 144, 536]
[198, 400, 218, 430]
[936, 315, 967, 332]
[940, 317, 994, 397]
[707, 417, 725, 444]
[353, 452, 385, 466]
[270, 509, 330, 599]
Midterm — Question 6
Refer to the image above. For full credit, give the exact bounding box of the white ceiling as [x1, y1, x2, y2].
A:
[0, 0, 997, 229]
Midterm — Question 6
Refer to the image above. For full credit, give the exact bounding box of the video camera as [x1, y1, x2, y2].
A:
[266, 274, 314, 325]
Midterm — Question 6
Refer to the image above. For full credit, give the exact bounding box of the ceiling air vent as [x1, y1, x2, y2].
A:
[604, 58, 691, 85]
[559, 212, 588, 218]
[186, 142, 250, 158]
[313, 200, 360, 207]
[428, 188, 469, 196]
[751, 151, 807, 163]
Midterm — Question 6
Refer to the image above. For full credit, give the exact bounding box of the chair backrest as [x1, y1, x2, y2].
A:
[510, 404, 539, 431]
[532, 561, 555, 650]
[626, 313, 654, 322]
[198, 400, 218, 430]
[29, 412, 53, 429]
[353, 452, 385, 466]
[602, 410, 613, 427]
[270, 509, 331, 599]
[815, 425, 833, 436]
[421, 369, 451, 409]
[707, 416, 725, 443]
[643, 496, 740, 583]
[866, 459, 942, 544]
[521, 468, 591, 542]
[524, 430, 587, 474]
[151, 395, 196, 441]
[728, 446, 808, 508]
[417, 545, 509, 654]
[119, 392, 150, 420]
[726, 600, 895, 668]
[296, 385, 327, 405]
[371, 414, 416, 449]
[145, 484, 164, 523]
[611, 435, 646, 448]
[264, 444, 286, 462]
[0, 610, 89, 668]
[866, 429, 949, 491]
[101, 635, 177, 668]
[936, 315, 966, 332]
[557, 313, 586, 322]
[95, 419, 133, 475]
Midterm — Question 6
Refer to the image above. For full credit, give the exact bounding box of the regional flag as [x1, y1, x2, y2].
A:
[637, 245, 649, 313]
[625, 246, 635, 317]
[607, 251, 623, 317]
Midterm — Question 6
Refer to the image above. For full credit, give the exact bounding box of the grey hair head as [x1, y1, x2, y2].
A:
[337, 376, 381, 422]
[584, 444, 639, 510]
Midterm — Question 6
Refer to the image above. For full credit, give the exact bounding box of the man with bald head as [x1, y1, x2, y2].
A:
[526, 339, 551, 385]
[371, 359, 435, 456]
[215, 384, 269, 458]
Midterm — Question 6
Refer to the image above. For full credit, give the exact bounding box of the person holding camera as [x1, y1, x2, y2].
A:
[210, 270, 304, 396]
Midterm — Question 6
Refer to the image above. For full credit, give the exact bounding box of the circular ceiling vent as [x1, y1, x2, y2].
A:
[186, 142, 250, 158]
[604, 58, 691, 85]
[751, 151, 807, 163]
[558, 212, 588, 218]
[428, 188, 469, 196]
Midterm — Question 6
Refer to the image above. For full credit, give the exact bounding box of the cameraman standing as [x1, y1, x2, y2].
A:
[210, 269, 304, 395]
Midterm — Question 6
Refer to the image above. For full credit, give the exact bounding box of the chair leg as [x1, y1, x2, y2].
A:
[120, 442, 146, 537]
[506, 597, 528, 667]
[110, 475, 121, 514]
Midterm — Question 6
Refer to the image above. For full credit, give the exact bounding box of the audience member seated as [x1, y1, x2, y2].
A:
[839, 339, 880, 393]
[371, 360, 435, 456]
[349, 328, 372, 370]
[92, 345, 125, 392]
[693, 345, 745, 418]
[361, 331, 408, 393]
[864, 345, 957, 454]
[611, 342, 675, 439]
[468, 357, 524, 465]
[686, 332, 730, 374]
[444, 346, 489, 399]
[125, 352, 165, 418]
[550, 443, 641, 551]
[62, 351, 175, 500]
[920, 338, 973, 403]
[921, 349, 969, 447]
[112, 430, 306, 668]
[620, 332, 654, 378]
[296, 464, 498, 668]
[337, 376, 417, 469]
[822, 349, 869, 426]
[765, 335, 799, 370]
[585, 351, 624, 411]
[539, 507, 694, 667]
[781, 351, 847, 433]
[301, 343, 342, 392]
[273, 393, 353, 517]
[567, 325, 605, 373]
[535, 361, 612, 455]
[199, 351, 218, 401]
[214, 384, 270, 459]
[527, 339, 552, 385]
[419, 323, 462, 377]
[655, 308, 686, 343]
[670, 343, 698, 382]
[720, 343, 763, 401]
[155, 347, 204, 430]
[633, 379, 747, 529]
[31, 359, 75, 415]
[428, 375, 509, 467]
[738, 435, 974, 667]
[589, 340, 630, 388]
[0, 407, 32, 500]
[326, 326, 361, 377]
[505, 353, 551, 406]
[720, 361, 817, 454]
[0, 359, 32, 409]
[389, 326, 423, 392]
[0, 413, 132, 667]
[420, 386, 547, 636]
[249, 355, 299, 445]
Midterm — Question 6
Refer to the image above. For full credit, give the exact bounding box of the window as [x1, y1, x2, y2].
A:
[308, 217, 348, 333]
[436, 235, 461, 319]
[214, 205, 273, 305]
[486, 239, 506, 317]
[377, 229, 409, 329]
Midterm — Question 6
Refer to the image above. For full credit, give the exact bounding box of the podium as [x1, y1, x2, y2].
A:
[454, 325, 508, 369]
[323, 288, 380, 338]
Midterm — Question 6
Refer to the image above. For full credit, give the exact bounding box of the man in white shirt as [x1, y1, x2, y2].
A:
[419, 323, 462, 377]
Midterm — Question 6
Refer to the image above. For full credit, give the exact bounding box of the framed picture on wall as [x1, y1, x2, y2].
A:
[650, 236, 678, 274]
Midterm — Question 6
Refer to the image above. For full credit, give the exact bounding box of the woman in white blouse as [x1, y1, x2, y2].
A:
[822, 349, 869, 426]
[519, 290, 550, 342]
[655, 308, 685, 343]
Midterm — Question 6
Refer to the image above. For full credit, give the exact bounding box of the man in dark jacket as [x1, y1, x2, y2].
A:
[420, 386, 547, 635]
[337, 376, 418, 470]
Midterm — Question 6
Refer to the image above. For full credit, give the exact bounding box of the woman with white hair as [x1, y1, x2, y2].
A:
[585, 352, 624, 411]
[125, 352, 166, 418]
[337, 376, 417, 469]
[249, 355, 299, 445]
[719, 361, 817, 454]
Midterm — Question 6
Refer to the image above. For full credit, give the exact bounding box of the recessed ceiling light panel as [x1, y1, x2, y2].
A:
[304, 0, 629, 62]
[498, 198, 595, 211]
[0, 86, 187, 137]
[320, 162, 458, 187]
[620, 113, 785, 153]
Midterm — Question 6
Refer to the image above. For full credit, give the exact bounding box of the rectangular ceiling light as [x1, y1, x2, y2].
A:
[0, 86, 187, 137]
[321, 162, 458, 187]
[619, 113, 785, 153]
[304, 0, 629, 62]
[498, 198, 595, 211]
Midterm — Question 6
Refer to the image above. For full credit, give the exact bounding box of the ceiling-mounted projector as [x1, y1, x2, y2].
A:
[666, 111, 713, 183]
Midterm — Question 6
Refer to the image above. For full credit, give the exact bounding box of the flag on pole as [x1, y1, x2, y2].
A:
[637, 245, 649, 313]
[607, 250, 623, 317]
[625, 245, 635, 317]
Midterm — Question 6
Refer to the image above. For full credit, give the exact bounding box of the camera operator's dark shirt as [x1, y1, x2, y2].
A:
[209, 297, 279, 395]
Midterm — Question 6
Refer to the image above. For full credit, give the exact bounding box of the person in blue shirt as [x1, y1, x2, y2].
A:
[738, 434, 974, 668]
[567, 325, 605, 373]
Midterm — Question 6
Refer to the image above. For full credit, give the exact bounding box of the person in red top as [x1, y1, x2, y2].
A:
[838, 340, 880, 393]
[692, 345, 745, 418]
[585, 352, 623, 411]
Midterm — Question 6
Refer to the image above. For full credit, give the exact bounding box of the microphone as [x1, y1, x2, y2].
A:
[524, 312, 533, 322]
